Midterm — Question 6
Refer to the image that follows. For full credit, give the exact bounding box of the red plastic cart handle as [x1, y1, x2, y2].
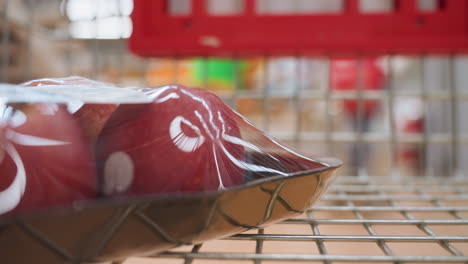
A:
[129, 0, 468, 57]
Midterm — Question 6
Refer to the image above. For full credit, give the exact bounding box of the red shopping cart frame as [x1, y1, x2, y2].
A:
[129, 0, 468, 57]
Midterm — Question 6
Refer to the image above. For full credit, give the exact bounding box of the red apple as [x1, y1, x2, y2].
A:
[21, 77, 118, 145]
[0, 103, 97, 215]
[73, 104, 118, 145]
[330, 58, 385, 118]
[96, 85, 246, 195]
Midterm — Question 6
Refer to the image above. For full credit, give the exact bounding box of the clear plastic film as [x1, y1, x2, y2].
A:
[0, 77, 340, 217]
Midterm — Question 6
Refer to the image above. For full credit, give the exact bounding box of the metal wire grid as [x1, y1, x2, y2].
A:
[136, 176, 468, 264]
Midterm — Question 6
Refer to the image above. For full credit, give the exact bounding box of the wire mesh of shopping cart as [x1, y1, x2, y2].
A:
[1, 0, 468, 263]
[137, 176, 468, 264]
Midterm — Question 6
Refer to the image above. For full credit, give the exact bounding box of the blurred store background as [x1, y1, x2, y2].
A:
[1, 0, 467, 177]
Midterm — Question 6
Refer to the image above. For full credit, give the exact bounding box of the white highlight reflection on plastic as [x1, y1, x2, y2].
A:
[6, 130, 71, 146]
[144, 85, 174, 100]
[212, 145, 225, 190]
[194, 110, 215, 140]
[145, 86, 181, 103]
[103, 151, 134, 195]
[0, 144, 27, 214]
[0, 110, 70, 214]
[9, 111, 26, 127]
[180, 89, 218, 138]
[171, 87, 288, 180]
[218, 142, 287, 176]
[154, 92, 180, 103]
[170, 116, 205, 152]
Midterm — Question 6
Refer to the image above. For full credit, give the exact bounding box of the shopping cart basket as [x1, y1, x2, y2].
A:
[1, 0, 468, 263]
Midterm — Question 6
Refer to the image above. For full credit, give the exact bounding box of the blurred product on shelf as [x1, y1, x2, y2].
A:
[423, 57, 468, 177]
[399, 117, 425, 174]
[330, 57, 386, 176]
[145, 58, 261, 95]
[145, 59, 195, 88]
[192, 58, 245, 93]
[394, 96, 424, 175]
[1, 0, 86, 83]
[330, 58, 385, 119]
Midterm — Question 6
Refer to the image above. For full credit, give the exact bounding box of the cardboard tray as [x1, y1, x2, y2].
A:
[0, 156, 341, 264]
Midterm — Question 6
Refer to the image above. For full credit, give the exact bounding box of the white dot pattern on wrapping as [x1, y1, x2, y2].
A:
[103, 151, 134, 195]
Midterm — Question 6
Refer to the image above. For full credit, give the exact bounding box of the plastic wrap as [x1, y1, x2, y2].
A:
[0, 77, 341, 262]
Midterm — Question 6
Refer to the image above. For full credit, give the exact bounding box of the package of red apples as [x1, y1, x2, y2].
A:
[0, 76, 341, 217]
[0, 77, 340, 263]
